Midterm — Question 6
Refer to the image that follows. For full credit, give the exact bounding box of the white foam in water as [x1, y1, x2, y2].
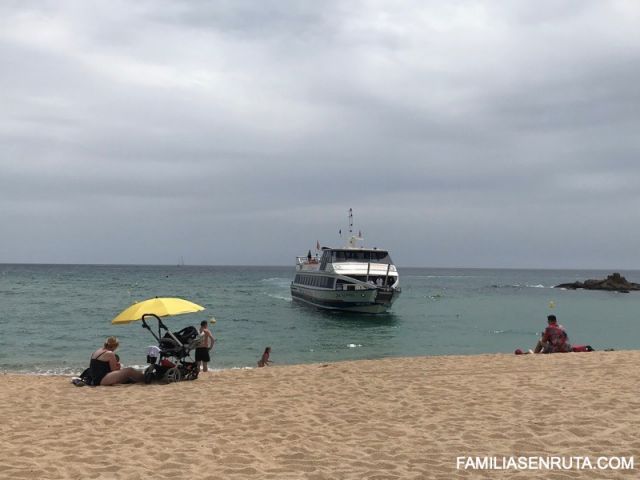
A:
[347, 344, 362, 348]
[266, 293, 292, 302]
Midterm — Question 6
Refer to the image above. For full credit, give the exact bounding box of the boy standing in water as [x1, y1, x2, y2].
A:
[195, 320, 216, 372]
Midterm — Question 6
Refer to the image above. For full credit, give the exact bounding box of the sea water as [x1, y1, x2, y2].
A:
[1, 264, 640, 375]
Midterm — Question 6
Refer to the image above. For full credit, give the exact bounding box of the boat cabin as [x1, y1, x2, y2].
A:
[319, 248, 392, 270]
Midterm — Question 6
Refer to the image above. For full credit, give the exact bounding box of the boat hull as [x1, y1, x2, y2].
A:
[290, 284, 400, 314]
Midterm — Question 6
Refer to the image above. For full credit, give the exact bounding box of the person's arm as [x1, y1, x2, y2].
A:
[540, 327, 551, 343]
[106, 352, 120, 371]
[207, 331, 215, 350]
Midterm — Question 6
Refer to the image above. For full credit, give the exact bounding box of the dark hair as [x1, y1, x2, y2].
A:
[200, 320, 207, 327]
[547, 315, 557, 323]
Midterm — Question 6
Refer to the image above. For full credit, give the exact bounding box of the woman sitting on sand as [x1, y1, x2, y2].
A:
[89, 337, 144, 386]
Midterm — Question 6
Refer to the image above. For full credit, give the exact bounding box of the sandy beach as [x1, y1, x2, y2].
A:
[1, 351, 638, 479]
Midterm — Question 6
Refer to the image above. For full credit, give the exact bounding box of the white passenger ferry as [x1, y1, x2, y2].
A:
[290, 210, 401, 313]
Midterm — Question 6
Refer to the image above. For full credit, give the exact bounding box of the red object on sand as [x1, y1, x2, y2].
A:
[571, 345, 594, 352]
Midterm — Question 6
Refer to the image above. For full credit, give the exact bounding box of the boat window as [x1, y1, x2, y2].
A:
[320, 251, 330, 269]
[329, 250, 392, 264]
[349, 276, 368, 283]
[372, 251, 392, 263]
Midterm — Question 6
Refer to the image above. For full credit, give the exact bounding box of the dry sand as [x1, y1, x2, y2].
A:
[1, 351, 639, 479]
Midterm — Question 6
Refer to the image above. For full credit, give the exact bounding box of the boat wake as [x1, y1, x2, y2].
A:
[265, 292, 292, 302]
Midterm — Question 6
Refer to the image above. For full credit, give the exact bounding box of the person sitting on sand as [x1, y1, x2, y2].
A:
[257, 347, 272, 367]
[534, 315, 571, 353]
[89, 336, 145, 385]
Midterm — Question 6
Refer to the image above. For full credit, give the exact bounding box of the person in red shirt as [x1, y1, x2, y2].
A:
[534, 315, 571, 353]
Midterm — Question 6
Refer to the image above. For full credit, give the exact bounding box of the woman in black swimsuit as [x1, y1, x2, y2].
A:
[90, 337, 144, 386]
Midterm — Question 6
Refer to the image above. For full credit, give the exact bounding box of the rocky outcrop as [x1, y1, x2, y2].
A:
[555, 273, 640, 293]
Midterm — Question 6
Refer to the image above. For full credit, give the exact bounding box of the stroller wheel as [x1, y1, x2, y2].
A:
[165, 366, 182, 383]
[144, 366, 155, 384]
[183, 362, 199, 381]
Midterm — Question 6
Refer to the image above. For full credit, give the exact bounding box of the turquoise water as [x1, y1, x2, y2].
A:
[1, 264, 640, 374]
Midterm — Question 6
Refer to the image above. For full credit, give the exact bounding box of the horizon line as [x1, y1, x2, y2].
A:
[0, 262, 638, 272]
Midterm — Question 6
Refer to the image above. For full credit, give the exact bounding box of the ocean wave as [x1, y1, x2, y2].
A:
[490, 329, 539, 336]
[409, 275, 482, 279]
[1, 364, 258, 376]
[264, 293, 292, 302]
[260, 277, 290, 283]
[426, 293, 445, 300]
[1, 367, 83, 376]
[490, 284, 548, 289]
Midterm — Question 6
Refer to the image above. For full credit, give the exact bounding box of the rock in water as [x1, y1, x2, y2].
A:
[555, 273, 640, 293]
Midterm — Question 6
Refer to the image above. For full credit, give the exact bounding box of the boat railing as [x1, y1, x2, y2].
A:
[296, 256, 320, 265]
[296, 256, 321, 271]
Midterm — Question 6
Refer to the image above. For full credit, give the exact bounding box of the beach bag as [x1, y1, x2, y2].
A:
[571, 345, 594, 352]
[79, 367, 98, 386]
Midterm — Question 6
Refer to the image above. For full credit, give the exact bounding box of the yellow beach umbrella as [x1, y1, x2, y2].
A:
[111, 297, 205, 325]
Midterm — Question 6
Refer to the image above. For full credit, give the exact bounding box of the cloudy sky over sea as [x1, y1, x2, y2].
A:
[1, 1, 639, 268]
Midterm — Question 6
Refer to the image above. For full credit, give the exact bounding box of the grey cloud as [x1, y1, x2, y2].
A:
[1, 0, 639, 267]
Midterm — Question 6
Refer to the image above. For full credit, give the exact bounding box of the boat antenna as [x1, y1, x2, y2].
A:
[347, 208, 363, 248]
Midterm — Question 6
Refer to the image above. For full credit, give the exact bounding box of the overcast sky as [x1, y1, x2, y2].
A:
[1, 1, 639, 268]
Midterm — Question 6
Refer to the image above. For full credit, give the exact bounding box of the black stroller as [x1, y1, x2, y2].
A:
[141, 314, 202, 383]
